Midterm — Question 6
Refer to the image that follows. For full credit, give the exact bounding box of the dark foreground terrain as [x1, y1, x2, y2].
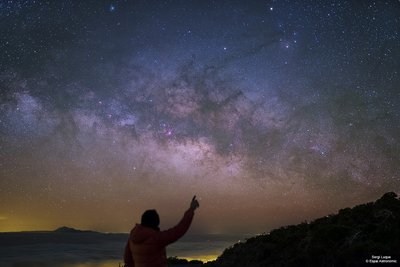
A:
[204, 192, 400, 267]
[1, 192, 399, 267]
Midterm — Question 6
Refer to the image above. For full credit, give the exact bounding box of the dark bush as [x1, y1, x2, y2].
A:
[204, 192, 400, 267]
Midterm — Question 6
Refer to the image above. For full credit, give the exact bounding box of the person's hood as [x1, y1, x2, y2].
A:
[130, 224, 157, 244]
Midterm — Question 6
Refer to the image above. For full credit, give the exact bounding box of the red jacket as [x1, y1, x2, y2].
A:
[124, 208, 195, 267]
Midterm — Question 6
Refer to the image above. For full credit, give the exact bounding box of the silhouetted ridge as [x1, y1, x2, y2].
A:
[205, 192, 400, 267]
[54, 226, 98, 234]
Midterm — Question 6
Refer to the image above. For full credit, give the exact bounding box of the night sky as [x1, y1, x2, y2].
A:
[0, 0, 399, 234]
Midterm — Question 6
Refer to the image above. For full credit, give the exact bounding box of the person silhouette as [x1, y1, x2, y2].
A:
[124, 196, 200, 267]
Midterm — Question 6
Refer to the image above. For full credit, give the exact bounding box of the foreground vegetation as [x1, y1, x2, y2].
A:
[167, 256, 204, 266]
[203, 192, 400, 267]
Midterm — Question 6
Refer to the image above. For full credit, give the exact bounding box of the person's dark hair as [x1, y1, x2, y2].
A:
[141, 209, 160, 231]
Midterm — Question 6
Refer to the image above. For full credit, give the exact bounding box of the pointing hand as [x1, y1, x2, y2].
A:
[190, 195, 200, 210]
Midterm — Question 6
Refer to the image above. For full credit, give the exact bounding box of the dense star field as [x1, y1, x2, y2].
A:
[0, 1, 399, 234]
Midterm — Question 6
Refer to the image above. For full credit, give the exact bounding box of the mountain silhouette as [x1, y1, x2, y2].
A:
[205, 192, 400, 267]
[53, 226, 98, 234]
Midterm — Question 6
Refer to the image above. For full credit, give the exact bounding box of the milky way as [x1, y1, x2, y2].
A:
[0, 1, 399, 233]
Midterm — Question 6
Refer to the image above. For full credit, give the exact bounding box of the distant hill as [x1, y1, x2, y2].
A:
[205, 192, 400, 267]
[0, 227, 127, 247]
[53, 226, 99, 234]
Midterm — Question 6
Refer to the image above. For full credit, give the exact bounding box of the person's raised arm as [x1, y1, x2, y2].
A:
[190, 195, 200, 210]
[156, 196, 199, 246]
